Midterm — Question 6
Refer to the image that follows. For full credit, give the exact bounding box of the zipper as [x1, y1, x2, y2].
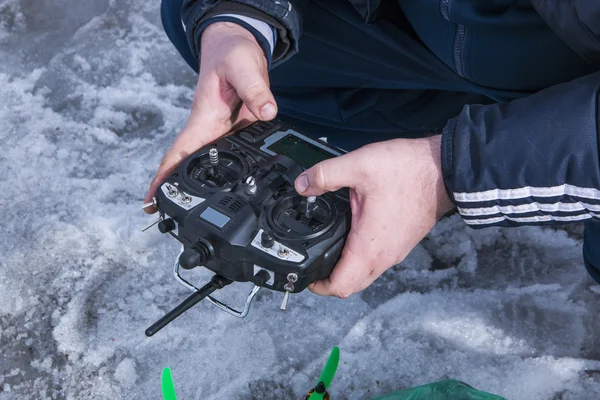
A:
[453, 25, 466, 77]
[440, 0, 467, 78]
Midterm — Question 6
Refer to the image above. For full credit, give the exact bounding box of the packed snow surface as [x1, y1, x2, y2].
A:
[1, 1, 600, 399]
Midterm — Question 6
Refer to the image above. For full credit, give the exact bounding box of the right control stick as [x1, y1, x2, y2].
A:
[305, 196, 316, 218]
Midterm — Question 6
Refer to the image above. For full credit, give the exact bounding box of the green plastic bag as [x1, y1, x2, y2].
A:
[371, 379, 506, 400]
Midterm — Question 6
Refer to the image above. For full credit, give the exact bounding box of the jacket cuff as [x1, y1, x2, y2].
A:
[194, 15, 275, 68]
[182, 1, 298, 68]
[218, 14, 276, 54]
[441, 115, 458, 205]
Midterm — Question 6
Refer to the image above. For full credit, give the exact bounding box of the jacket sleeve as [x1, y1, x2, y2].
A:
[181, 0, 308, 68]
[441, 70, 600, 228]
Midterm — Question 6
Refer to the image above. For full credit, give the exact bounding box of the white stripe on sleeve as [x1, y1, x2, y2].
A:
[458, 201, 600, 217]
[454, 184, 600, 203]
[464, 212, 599, 226]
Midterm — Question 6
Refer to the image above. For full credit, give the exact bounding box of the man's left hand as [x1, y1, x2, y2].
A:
[294, 135, 455, 298]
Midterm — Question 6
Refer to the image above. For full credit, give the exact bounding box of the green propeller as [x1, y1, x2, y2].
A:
[308, 347, 340, 400]
[161, 368, 178, 400]
[160, 348, 340, 400]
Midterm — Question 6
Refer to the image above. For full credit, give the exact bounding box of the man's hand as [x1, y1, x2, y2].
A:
[294, 136, 455, 298]
[143, 22, 277, 212]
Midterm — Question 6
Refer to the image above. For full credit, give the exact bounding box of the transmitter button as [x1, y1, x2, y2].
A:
[239, 121, 280, 143]
[158, 218, 176, 234]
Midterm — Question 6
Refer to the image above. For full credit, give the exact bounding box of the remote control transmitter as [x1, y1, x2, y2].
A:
[143, 120, 351, 336]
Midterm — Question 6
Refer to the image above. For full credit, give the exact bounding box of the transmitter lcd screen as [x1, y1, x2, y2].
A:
[200, 207, 231, 228]
[267, 134, 334, 169]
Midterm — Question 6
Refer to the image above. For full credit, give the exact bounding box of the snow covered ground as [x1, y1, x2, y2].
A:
[2, 1, 600, 399]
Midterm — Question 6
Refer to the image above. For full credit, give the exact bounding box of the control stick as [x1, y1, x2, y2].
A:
[209, 145, 219, 177]
[305, 196, 317, 218]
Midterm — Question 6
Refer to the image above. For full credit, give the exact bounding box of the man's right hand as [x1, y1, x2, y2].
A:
[143, 21, 277, 213]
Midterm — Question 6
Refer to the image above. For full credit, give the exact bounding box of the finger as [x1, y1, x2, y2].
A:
[143, 85, 261, 211]
[227, 58, 277, 121]
[143, 74, 237, 212]
[142, 121, 224, 213]
[310, 246, 385, 298]
[294, 153, 363, 196]
[143, 147, 190, 214]
[229, 103, 258, 132]
[309, 232, 373, 298]
[309, 203, 379, 297]
[310, 198, 397, 298]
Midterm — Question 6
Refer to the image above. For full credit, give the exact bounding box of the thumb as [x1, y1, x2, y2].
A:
[227, 56, 277, 121]
[294, 153, 360, 196]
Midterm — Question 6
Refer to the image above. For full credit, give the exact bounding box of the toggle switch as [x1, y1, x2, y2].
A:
[261, 231, 275, 248]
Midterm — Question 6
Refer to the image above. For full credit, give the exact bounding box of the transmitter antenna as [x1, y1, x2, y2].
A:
[145, 275, 232, 337]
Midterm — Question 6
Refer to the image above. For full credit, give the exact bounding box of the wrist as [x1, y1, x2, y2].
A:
[199, 21, 268, 68]
[201, 21, 260, 48]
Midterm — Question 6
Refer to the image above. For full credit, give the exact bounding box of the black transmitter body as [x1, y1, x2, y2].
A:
[144, 120, 351, 336]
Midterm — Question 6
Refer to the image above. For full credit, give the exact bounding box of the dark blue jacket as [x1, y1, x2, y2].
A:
[181, 0, 600, 228]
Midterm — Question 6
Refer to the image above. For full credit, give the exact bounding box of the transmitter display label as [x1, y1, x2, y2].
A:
[200, 207, 231, 229]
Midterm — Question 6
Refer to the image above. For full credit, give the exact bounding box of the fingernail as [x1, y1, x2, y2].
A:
[260, 103, 276, 120]
[296, 174, 309, 193]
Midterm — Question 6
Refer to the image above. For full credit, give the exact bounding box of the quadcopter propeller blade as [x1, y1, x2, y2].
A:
[161, 368, 177, 400]
[309, 346, 340, 400]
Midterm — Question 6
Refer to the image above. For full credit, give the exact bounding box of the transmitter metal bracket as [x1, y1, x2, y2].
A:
[172, 246, 261, 318]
